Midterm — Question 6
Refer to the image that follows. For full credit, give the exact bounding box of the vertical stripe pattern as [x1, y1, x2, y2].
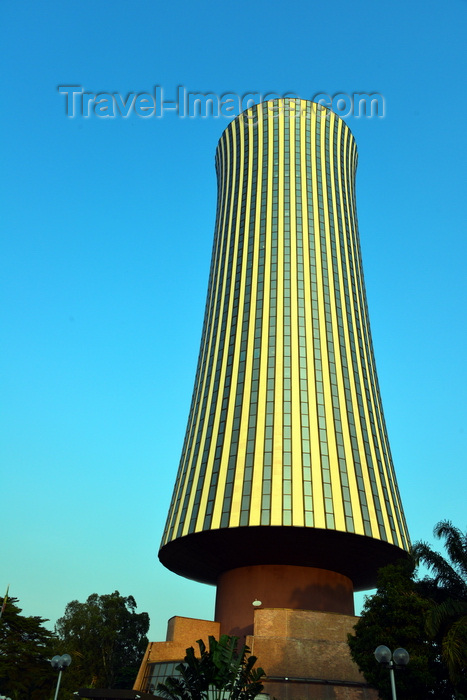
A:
[161, 99, 409, 554]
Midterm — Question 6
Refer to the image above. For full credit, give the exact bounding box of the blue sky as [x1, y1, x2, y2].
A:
[2, 0, 466, 641]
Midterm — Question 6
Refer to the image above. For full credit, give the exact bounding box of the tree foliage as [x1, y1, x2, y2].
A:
[0, 597, 57, 700]
[157, 635, 265, 700]
[55, 590, 149, 691]
[348, 561, 452, 700]
[348, 521, 467, 700]
[413, 520, 467, 693]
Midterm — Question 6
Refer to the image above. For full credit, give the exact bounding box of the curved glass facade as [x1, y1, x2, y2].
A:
[160, 99, 409, 584]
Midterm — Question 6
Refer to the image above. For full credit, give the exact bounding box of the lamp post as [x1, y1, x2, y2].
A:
[374, 646, 409, 700]
[51, 653, 72, 700]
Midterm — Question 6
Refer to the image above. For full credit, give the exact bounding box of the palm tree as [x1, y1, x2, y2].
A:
[156, 635, 265, 700]
[413, 520, 467, 690]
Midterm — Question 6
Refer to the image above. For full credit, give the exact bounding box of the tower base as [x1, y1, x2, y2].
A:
[133, 608, 376, 700]
[215, 565, 354, 637]
[248, 607, 376, 700]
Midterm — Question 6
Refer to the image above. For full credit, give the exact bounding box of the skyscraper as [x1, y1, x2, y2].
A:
[135, 98, 409, 698]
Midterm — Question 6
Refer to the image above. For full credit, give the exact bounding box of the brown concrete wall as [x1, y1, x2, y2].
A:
[263, 680, 378, 700]
[165, 616, 220, 644]
[133, 617, 220, 691]
[134, 609, 378, 700]
[247, 608, 377, 700]
[216, 565, 354, 638]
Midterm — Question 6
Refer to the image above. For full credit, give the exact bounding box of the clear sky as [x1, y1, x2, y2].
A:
[2, 0, 466, 642]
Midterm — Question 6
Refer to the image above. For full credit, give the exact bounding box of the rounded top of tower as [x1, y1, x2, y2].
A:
[216, 97, 357, 149]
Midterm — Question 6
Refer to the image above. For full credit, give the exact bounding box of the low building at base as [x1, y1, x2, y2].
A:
[133, 609, 377, 700]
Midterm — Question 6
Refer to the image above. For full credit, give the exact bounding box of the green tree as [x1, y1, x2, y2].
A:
[55, 590, 149, 691]
[0, 597, 57, 700]
[348, 560, 454, 699]
[157, 635, 265, 700]
[413, 520, 467, 694]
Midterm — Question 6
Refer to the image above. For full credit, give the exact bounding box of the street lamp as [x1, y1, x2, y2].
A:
[374, 645, 409, 700]
[51, 653, 72, 700]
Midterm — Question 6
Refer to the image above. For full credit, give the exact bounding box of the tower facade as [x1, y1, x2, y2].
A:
[158, 98, 409, 636]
